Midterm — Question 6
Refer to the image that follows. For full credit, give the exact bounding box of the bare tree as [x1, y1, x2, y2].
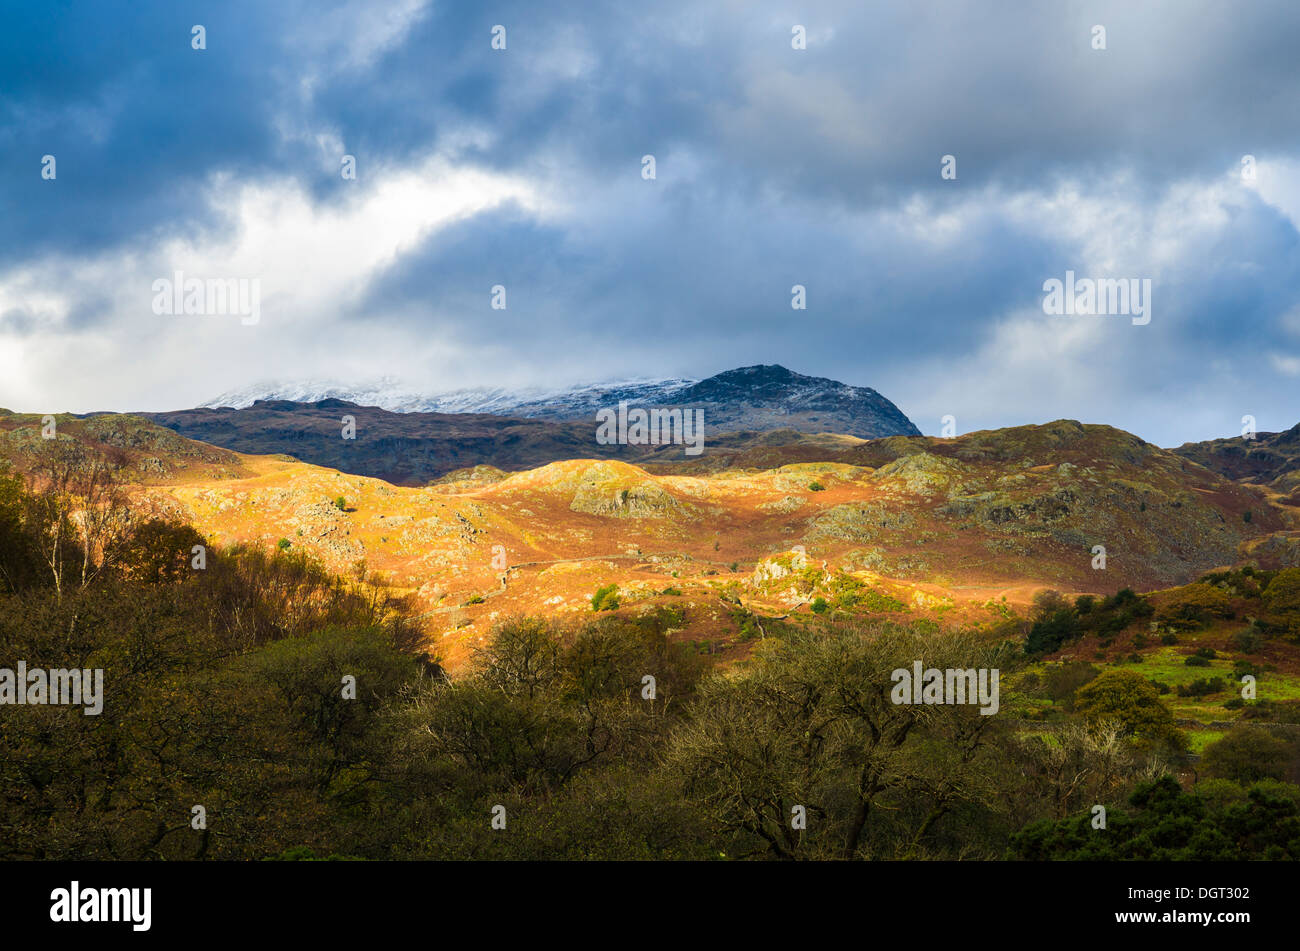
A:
[73, 452, 134, 590]
[24, 439, 134, 600]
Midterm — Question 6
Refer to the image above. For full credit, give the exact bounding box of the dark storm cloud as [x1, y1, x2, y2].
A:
[358, 171, 1065, 360]
[8, 1, 1300, 248]
[0, 1, 293, 264]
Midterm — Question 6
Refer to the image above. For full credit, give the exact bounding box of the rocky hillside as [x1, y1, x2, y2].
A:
[0, 410, 257, 484]
[828, 420, 1295, 582]
[1173, 422, 1300, 498]
[8, 412, 1291, 666]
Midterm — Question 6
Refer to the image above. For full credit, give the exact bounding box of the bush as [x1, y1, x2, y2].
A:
[591, 583, 620, 612]
[1073, 669, 1186, 753]
[1043, 662, 1099, 708]
[1263, 567, 1300, 628]
[1025, 590, 1082, 654]
[1175, 677, 1225, 698]
[117, 518, 207, 584]
[1231, 625, 1265, 653]
[1241, 700, 1300, 724]
[1011, 776, 1300, 860]
[1106, 588, 1138, 608]
[1155, 583, 1234, 631]
[1202, 726, 1295, 784]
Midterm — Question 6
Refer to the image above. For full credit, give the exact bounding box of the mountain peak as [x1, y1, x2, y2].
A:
[201, 365, 919, 439]
[676, 366, 913, 438]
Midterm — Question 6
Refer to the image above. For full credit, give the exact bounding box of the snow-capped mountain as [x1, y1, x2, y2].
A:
[200, 365, 920, 439]
[200, 375, 697, 417]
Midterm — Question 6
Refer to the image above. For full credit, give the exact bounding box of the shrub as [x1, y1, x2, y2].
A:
[1155, 583, 1234, 631]
[1103, 588, 1139, 610]
[1240, 700, 1300, 724]
[117, 518, 207, 584]
[1043, 662, 1099, 708]
[1175, 677, 1225, 698]
[1231, 625, 1265, 653]
[856, 589, 908, 613]
[1263, 567, 1300, 626]
[1201, 726, 1295, 784]
[591, 583, 620, 612]
[1025, 590, 1081, 654]
[1011, 775, 1300, 860]
[1073, 669, 1186, 753]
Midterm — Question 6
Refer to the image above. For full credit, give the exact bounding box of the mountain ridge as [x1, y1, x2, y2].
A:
[1173, 423, 1300, 496]
[139, 399, 867, 486]
[200, 364, 921, 440]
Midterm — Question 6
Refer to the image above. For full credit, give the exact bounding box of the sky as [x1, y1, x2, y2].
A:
[1, 0, 1299, 446]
